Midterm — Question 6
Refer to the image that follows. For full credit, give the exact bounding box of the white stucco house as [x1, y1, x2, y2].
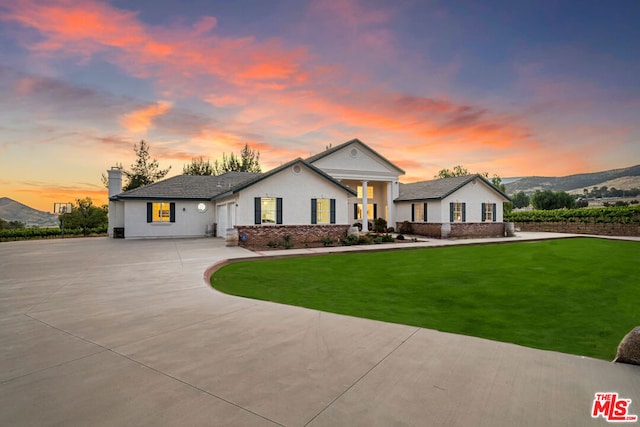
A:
[108, 139, 510, 242]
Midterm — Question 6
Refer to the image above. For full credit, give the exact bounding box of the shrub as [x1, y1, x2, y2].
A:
[396, 234, 405, 240]
[373, 218, 387, 233]
[387, 227, 395, 233]
[398, 221, 413, 234]
[267, 241, 279, 248]
[381, 234, 395, 242]
[340, 234, 360, 246]
[282, 234, 294, 249]
[320, 236, 334, 246]
[358, 235, 372, 245]
[576, 199, 589, 208]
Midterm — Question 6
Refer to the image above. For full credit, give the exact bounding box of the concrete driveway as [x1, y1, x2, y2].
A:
[1, 236, 638, 426]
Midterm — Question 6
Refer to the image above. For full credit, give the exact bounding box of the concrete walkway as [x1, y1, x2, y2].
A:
[0, 233, 638, 426]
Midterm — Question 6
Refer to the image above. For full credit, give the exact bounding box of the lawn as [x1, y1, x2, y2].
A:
[211, 238, 640, 360]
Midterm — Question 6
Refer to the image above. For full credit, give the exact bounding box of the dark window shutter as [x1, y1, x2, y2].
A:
[493, 203, 497, 222]
[276, 198, 283, 224]
[423, 203, 428, 221]
[462, 203, 466, 222]
[311, 198, 317, 224]
[354, 203, 358, 220]
[411, 204, 415, 222]
[482, 203, 486, 222]
[449, 203, 454, 222]
[169, 203, 176, 223]
[373, 204, 377, 219]
[147, 203, 153, 223]
[254, 197, 261, 224]
[330, 199, 336, 224]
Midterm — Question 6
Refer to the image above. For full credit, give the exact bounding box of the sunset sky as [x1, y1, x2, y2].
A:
[1, 0, 639, 212]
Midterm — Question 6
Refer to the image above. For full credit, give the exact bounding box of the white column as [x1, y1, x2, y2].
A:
[387, 181, 394, 227]
[361, 180, 368, 232]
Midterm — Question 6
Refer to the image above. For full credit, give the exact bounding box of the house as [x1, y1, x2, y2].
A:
[395, 174, 511, 238]
[108, 138, 511, 242]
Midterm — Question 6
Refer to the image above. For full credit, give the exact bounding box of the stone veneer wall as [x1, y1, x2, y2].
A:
[396, 222, 507, 239]
[449, 222, 506, 238]
[402, 223, 441, 238]
[514, 222, 640, 237]
[235, 224, 351, 247]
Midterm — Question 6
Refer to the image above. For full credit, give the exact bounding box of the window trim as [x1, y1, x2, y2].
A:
[311, 198, 336, 224]
[411, 203, 427, 222]
[354, 203, 377, 220]
[449, 202, 466, 222]
[254, 197, 283, 225]
[356, 185, 374, 199]
[147, 202, 175, 223]
[482, 202, 497, 222]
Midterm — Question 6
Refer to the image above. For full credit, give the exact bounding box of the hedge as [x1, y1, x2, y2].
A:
[0, 226, 108, 241]
[505, 205, 640, 224]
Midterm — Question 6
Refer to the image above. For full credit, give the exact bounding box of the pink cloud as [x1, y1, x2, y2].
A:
[1, 0, 311, 92]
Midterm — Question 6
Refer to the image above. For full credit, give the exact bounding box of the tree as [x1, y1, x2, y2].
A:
[0, 218, 25, 230]
[212, 143, 262, 175]
[435, 165, 470, 179]
[183, 156, 214, 176]
[531, 190, 576, 210]
[511, 191, 530, 209]
[60, 197, 108, 236]
[122, 140, 171, 191]
[102, 140, 171, 191]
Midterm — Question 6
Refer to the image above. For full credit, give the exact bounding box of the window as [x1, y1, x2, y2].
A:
[254, 197, 282, 224]
[261, 198, 276, 223]
[354, 203, 377, 220]
[147, 202, 175, 223]
[311, 198, 336, 224]
[449, 202, 466, 222]
[482, 203, 497, 222]
[356, 185, 374, 199]
[412, 203, 427, 222]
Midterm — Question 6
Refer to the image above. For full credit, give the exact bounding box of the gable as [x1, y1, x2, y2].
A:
[397, 174, 510, 202]
[214, 158, 356, 200]
[441, 178, 509, 203]
[308, 139, 404, 180]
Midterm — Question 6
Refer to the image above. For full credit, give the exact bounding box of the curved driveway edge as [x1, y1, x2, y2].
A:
[1, 234, 639, 426]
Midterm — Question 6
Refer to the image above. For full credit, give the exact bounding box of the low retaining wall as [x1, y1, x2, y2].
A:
[235, 224, 351, 247]
[396, 222, 507, 239]
[514, 222, 640, 237]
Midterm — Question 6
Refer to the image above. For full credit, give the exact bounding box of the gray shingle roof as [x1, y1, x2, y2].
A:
[112, 172, 260, 200]
[397, 174, 510, 201]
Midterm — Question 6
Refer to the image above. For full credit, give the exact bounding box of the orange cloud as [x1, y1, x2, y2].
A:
[1, 0, 310, 93]
[120, 100, 172, 133]
[3, 0, 612, 189]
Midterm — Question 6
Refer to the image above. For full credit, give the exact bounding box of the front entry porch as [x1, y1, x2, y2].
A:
[341, 179, 396, 232]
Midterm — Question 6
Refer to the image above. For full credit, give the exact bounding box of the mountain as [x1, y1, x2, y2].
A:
[0, 197, 59, 227]
[504, 165, 640, 195]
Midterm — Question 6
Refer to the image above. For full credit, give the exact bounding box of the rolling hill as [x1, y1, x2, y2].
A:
[0, 197, 59, 227]
[504, 165, 640, 195]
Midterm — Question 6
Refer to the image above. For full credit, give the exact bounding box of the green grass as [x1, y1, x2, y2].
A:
[211, 238, 640, 360]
